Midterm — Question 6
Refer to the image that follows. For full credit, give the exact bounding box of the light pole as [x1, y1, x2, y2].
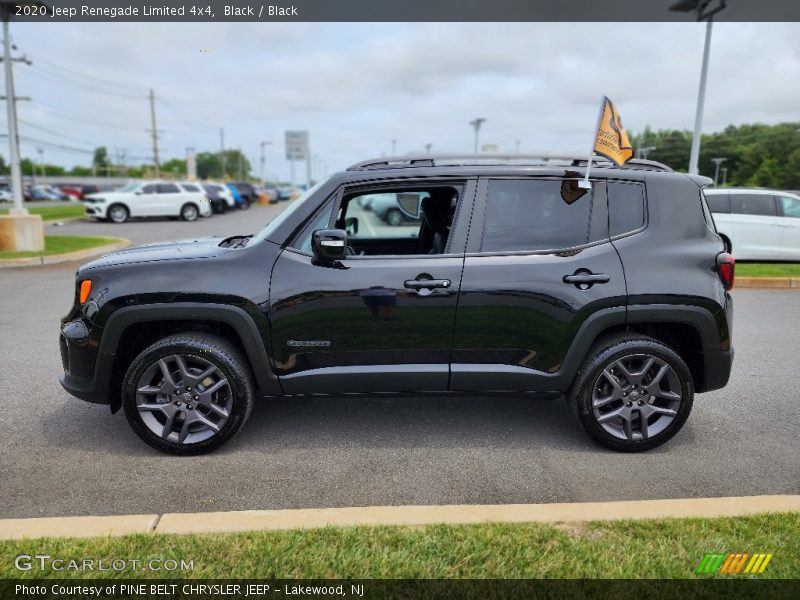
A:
[391, 139, 397, 155]
[259, 140, 272, 187]
[469, 118, 486, 153]
[424, 143, 432, 154]
[670, 0, 728, 175]
[711, 157, 727, 186]
[515, 140, 521, 154]
[720, 166, 728, 186]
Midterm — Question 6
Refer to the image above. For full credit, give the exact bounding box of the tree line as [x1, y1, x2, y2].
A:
[633, 121, 800, 189]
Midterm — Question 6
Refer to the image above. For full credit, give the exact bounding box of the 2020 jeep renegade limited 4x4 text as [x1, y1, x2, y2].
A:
[59, 155, 734, 455]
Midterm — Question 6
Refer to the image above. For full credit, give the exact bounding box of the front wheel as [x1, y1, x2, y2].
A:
[568, 335, 693, 452]
[385, 208, 403, 226]
[107, 204, 129, 223]
[122, 333, 254, 455]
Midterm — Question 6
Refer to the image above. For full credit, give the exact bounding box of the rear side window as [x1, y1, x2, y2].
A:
[607, 181, 645, 237]
[482, 179, 593, 252]
[705, 193, 730, 213]
[158, 184, 180, 194]
[181, 184, 201, 192]
[730, 193, 776, 216]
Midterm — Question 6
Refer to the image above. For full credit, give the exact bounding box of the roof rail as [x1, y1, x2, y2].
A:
[346, 153, 673, 172]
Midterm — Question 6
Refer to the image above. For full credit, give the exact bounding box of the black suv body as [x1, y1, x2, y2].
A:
[59, 155, 734, 454]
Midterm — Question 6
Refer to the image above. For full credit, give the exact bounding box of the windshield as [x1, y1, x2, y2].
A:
[118, 182, 140, 193]
[251, 182, 325, 244]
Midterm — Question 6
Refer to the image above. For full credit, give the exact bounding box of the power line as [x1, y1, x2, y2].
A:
[23, 101, 147, 133]
[27, 53, 143, 93]
[24, 66, 144, 100]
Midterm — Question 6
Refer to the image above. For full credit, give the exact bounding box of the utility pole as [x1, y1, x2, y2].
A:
[711, 157, 727, 186]
[219, 128, 226, 178]
[36, 146, 43, 179]
[391, 139, 396, 155]
[515, 140, 521, 154]
[469, 118, 486, 153]
[424, 143, 432, 154]
[147, 89, 160, 177]
[259, 140, 272, 187]
[3, 17, 24, 211]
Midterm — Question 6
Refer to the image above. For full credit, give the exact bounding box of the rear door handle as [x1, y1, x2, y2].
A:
[404, 278, 451, 290]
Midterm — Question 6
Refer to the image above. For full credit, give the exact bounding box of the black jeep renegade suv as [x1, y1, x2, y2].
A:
[59, 155, 734, 455]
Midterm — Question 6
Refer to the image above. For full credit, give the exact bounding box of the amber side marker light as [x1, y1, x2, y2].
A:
[79, 280, 92, 304]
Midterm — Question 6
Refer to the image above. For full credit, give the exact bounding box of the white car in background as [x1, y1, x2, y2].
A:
[83, 181, 212, 223]
[705, 188, 800, 261]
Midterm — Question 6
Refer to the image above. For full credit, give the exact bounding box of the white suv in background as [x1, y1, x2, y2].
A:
[83, 181, 212, 223]
[705, 188, 800, 261]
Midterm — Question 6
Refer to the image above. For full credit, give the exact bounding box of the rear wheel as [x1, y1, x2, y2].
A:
[122, 333, 254, 455]
[568, 335, 693, 452]
[239, 197, 251, 210]
[180, 203, 199, 221]
[107, 204, 128, 224]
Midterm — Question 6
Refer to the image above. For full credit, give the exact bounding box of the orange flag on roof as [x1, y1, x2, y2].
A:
[593, 96, 634, 166]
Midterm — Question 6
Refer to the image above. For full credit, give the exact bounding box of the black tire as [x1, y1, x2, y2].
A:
[122, 333, 254, 455]
[386, 208, 403, 226]
[180, 203, 199, 221]
[107, 204, 129, 224]
[568, 334, 694, 452]
[239, 197, 252, 210]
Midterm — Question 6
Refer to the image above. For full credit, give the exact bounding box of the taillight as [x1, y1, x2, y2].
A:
[716, 253, 735, 291]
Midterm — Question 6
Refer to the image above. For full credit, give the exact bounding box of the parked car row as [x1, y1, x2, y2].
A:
[81, 180, 294, 223]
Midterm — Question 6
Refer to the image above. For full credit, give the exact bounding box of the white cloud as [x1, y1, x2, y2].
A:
[3, 21, 798, 180]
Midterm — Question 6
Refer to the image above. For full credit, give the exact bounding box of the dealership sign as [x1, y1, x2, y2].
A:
[285, 130, 309, 161]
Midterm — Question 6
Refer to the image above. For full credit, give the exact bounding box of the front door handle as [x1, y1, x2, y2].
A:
[404, 278, 451, 290]
[563, 271, 610, 290]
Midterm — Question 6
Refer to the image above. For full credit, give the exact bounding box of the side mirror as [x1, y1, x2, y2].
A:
[312, 229, 348, 262]
[345, 217, 359, 236]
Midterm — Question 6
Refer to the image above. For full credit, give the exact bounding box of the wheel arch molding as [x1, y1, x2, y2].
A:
[100, 302, 281, 411]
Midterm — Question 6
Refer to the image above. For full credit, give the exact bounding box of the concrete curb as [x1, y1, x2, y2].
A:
[0, 238, 129, 269]
[736, 276, 800, 288]
[1, 495, 797, 540]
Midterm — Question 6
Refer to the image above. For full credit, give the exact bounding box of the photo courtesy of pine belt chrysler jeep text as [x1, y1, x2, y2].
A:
[59, 154, 734, 455]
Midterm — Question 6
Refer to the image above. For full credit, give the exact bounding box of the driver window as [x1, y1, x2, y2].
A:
[337, 187, 458, 256]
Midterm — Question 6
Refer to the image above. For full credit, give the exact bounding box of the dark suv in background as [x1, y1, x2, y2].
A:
[59, 154, 734, 455]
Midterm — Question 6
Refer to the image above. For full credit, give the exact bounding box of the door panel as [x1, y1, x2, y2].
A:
[451, 176, 626, 392]
[451, 243, 626, 391]
[269, 250, 464, 394]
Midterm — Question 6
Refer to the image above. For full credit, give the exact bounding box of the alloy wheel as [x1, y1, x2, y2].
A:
[109, 206, 127, 223]
[591, 353, 683, 442]
[135, 354, 232, 444]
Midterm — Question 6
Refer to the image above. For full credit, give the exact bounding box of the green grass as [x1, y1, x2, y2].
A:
[0, 204, 84, 221]
[0, 235, 121, 259]
[1, 513, 797, 579]
[736, 263, 800, 277]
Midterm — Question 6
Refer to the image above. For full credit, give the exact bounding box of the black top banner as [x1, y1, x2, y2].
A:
[3, 0, 800, 22]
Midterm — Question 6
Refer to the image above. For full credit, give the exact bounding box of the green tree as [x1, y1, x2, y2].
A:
[160, 158, 187, 178]
[196, 152, 223, 179]
[92, 146, 111, 173]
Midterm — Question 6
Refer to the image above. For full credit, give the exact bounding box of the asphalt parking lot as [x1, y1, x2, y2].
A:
[0, 208, 798, 518]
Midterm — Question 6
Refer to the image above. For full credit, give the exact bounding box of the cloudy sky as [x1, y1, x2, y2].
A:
[4, 21, 799, 181]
